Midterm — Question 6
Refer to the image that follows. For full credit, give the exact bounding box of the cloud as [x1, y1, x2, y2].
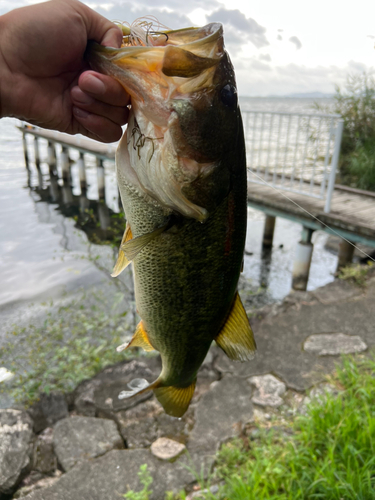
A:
[207, 8, 269, 50]
[289, 36, 302, 50]
[277, 34, 283, 41]
[234, 58, 374, 97]
[259, 54, 272, 62]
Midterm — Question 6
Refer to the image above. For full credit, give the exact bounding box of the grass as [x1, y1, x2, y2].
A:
[171, 353, 375, 500]
[338, 261, 374, 286]
[0, 289, 138, 406]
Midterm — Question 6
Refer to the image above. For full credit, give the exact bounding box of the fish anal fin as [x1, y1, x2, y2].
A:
[111, 222, 133, 277]
[154, 380, 196, 418]
[118, 377, 160, 400]
[122, 320, 155, 352]
[215, 292, 256, 362]
[121, 224, 167, 261]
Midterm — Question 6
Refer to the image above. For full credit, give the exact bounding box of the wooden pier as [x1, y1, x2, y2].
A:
[20, 124, 375, 292]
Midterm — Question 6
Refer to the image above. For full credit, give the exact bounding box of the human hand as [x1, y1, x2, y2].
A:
[0, 0, 129, 143]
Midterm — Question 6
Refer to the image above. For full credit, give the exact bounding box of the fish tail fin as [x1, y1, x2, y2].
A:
[154, 380, 196, 418]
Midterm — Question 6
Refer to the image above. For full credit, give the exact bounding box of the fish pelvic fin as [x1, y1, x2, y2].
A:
[154, 380, 196, 418]
[215, 292, 256, 362]
[111, 222, 133, 277]
[120, 223, 168, 261]
[116, 320, 155, 352]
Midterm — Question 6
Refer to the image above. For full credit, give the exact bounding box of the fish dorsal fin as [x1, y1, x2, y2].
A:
[117, 320, 155, 352]
[111, 222, 133, 277]
[121, 224, 167, 261]
[154, 380, 196, 417]
[215, 292, 256, 362]
[162, 46, 218, 77]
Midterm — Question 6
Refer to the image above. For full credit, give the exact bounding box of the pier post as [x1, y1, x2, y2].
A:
[262, 215, 276, 249]
[22, 132, 30, 170]
[33, 137, 43, 188]
[337, 239, 355, 270]
[292, 227, 314, 291]
[47, 141, 57, 176]
[78, 152, 87, 192]
[61, 147, 70, 183]
[97, 158, 105, 200]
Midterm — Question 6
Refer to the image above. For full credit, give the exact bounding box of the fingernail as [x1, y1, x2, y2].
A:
[73, 106, 90, 118]
[71, 87, 94, 105]
[85, 74, 106, 95]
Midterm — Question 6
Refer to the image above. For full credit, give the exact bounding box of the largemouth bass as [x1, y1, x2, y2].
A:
[87, 21, 256, 417]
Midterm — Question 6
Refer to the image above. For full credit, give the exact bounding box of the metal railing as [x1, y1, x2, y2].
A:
[242, 110, 344, 213]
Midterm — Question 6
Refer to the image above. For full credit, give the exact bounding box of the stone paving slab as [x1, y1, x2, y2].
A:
[215, 278, 375, 391]
[21, 449, 196, 500]
[188, 376, 253, 455]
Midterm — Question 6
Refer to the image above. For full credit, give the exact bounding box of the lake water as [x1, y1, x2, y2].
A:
[0, 97, 338, 325]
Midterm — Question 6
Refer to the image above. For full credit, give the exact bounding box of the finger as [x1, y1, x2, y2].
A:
[78, 2, 123, 48]
[71, 86, 129, 126]
[72, 108, 124, 143]
[78, 71, 129, 107]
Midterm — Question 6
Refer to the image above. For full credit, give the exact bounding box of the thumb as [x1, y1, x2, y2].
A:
[78, 1, 123, 48]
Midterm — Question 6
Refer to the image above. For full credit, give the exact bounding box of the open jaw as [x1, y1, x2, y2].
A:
[87, 22, 226, 220]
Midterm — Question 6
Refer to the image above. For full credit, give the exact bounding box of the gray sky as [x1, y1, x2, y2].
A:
[2, 0, 374, 96]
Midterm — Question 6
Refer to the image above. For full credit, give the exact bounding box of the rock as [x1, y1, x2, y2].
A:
[304, 333, 367, 356]
[53, 416, 124, 471]
[115, 398, 188, 449]
[73, 357, 161, 417]
[28, 393, 68, 434]
[32, 428, 57, 473]
[188, 376, 253, 455]
[13, 471, 62, 499]
[300, 383, 340, 414]
[150, 438, 186, 461]
[249, 374, 286, 407]
[0, 409, 34, 495]
[19, 449, 196, 500]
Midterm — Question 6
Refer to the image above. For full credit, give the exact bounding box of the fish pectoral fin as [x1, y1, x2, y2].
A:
[120, 224, 168, 261]
[119, 320, 155, 352]
[154, 381, 196, 418]
[215, 292, 256, 362]
[162, 46, 217, 77]
[111, 222, 133, 277]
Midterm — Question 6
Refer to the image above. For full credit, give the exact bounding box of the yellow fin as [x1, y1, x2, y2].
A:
[117, 320, 155, 352]
[215, 292, 256, 362]
[111, 222, 132, 277]
[121, 224, 167, 261]
[154, 380, 196, 418]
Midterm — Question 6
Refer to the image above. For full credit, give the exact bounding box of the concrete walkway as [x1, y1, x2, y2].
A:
[1, 270, 374, 499]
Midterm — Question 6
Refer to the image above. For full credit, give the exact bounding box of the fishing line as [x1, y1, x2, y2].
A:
[247, 169, 375, 264]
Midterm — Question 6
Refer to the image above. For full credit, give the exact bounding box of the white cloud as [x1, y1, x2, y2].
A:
[289, 36, 302, 50]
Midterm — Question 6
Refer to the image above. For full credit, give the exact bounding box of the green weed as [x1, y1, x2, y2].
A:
[123, 464, 153, 500]
[183, 353, 375, 499]
[0, 290, 136, 406]
[338, 261, 373, 286]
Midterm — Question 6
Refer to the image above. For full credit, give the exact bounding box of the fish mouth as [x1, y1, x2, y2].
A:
[86, 23, 224, 107]
[86, 22, 228, 221]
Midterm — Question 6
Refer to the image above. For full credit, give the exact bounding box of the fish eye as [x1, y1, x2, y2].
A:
[220, 84, 238, 107]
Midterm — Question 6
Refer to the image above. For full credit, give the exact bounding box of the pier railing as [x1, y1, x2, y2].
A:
[242, 111, 344, 213]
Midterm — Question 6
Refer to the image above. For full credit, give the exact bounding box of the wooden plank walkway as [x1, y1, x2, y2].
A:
[247, 180, 375, 247]
[18, 126, 116, 160]
[19, 125, 375, 247]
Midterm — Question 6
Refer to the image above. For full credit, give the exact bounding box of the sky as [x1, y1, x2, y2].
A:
[1, 0, 375, 96]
